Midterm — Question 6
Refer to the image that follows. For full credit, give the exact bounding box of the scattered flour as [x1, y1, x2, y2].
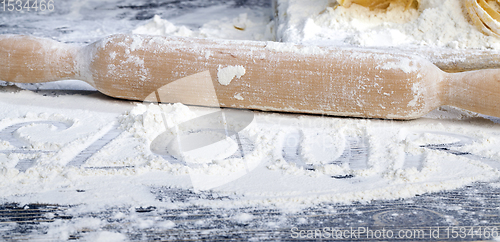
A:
[233, 213, 254, 223]
[234, 93, 244, 101]
[1, 91, 498, 209]
[265, 41, 325, 54]
[82, 231, 128, 242]
[217, 65, 246, 86]
[378, 56, 419, 73]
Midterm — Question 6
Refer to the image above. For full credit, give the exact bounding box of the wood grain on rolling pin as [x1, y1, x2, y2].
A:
[1, 34, 499, 119]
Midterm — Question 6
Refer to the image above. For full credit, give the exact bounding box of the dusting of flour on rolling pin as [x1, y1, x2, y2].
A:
[234, 93, 244, 100]
[217, 65, 246, 86]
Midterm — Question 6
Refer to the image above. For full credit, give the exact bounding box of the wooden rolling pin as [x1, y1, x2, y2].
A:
[1, 34, 499, 119]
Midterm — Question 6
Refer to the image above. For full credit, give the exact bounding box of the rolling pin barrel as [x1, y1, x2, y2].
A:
[88, 34, 444, 119]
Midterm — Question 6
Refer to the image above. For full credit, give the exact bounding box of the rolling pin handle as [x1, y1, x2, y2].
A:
[0, 34, 79, 83]
[445, 69, 500, 118]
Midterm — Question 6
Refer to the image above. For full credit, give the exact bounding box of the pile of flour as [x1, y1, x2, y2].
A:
[275, 0, 500, 49]
[133, 13, 274, 41]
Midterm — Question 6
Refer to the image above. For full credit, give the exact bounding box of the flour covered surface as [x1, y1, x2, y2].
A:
[1, 0, 500, 241]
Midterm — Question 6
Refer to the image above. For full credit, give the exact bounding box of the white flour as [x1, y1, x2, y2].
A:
[133, 13, 274, 41]
[1, 90, 499, 209]
[274, 0, 500, 49]
[217, 65, 246, 85]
